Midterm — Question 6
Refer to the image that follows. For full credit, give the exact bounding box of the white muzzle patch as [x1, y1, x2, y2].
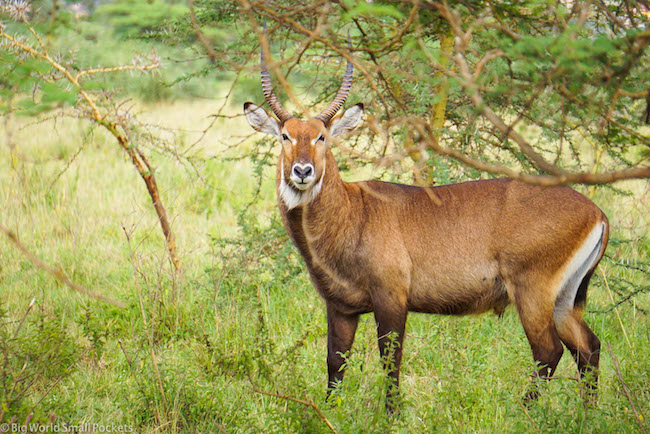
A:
[290, 162, 316, 191]
[280, 160, 326, 210]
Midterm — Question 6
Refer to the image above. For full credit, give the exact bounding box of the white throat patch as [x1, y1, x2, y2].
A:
[279, 160, 326, 210]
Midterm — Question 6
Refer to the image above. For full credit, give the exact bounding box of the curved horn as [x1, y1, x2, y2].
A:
[315, 33, 354, 125]
[260, 23, 292, 122]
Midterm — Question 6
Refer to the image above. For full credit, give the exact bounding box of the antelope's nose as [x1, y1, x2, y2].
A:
[292, 163, 313, 181]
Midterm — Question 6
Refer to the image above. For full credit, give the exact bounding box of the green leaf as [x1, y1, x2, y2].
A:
[40, 82, 77, 105]
[15, 98, 54, 116]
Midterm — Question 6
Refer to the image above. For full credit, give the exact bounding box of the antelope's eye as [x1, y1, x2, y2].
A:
[281, 134, 290, 141]
[316, 135, 325, 142]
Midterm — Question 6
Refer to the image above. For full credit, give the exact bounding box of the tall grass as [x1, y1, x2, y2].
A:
[0, 96, 648, 432]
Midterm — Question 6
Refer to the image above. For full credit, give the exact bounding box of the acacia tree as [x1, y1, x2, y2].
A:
[187, 0, 650, 186]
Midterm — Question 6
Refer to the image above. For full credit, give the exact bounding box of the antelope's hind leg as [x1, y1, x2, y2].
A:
[555, 308, 601, 399]
[554, 268, 602, 402]
[512, 281, 565, 402]
[553, 224, 606, 401]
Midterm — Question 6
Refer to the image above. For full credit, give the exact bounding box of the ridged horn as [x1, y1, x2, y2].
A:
[315, 32, 354, 125]
[260, 22, 292, 122]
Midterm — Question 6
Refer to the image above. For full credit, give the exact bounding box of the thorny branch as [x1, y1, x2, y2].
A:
[428, 1, 650, 185]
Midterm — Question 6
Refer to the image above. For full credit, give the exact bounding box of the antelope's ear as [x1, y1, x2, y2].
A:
[330, 103, 364, 137]
[244, 102, 281, 137]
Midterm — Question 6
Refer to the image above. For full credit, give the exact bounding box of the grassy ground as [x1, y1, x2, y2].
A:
[1, 97, 649, 433]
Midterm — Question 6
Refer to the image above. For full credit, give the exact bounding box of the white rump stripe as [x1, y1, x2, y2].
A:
[553, 222, 605, 322]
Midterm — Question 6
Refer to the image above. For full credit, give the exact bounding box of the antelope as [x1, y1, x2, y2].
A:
[243, 42, 609, 412]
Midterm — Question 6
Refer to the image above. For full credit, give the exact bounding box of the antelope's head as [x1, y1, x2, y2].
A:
[244, 44, 363, 210]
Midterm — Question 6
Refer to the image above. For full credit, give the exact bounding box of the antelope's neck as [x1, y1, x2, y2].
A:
[277, 150, 359, 252]
[303, 151, 352, 227]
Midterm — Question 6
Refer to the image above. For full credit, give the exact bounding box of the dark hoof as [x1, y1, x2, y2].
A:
[386, 403, 400, 417]
[385, 394, 401, 417]
[523, 390, 540, 407]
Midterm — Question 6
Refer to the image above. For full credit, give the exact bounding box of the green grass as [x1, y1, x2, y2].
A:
[0, 95, 649, 433]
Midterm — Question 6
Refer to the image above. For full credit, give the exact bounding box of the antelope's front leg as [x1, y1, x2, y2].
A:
[326, 304, 359, 397]
[373, 299, 407, 414]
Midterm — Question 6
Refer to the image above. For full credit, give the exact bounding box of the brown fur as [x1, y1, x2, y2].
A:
[271, 116, 608, 412]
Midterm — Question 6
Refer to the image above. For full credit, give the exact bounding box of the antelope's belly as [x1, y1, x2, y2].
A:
[407, 262, 510, 315]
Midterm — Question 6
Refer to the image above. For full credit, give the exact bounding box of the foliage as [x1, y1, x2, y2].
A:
[181, 0, 649, 186]
[0, 1, 221, 104]
[0, 300, 80, 421]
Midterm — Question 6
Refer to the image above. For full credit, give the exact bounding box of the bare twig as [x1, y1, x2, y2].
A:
[118, 339, 155, 416]
[122, 225, 169, 417]
[46, 145, 84, 193]
[31, 348, 90, 410]
[248, 376, 337, 433]
[600, 268, 631, 347]
[518, 402, 542, 434]
[0, 223, 125, 308]
[75, 63, 160, 82]
[12, 298, 35, 339]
